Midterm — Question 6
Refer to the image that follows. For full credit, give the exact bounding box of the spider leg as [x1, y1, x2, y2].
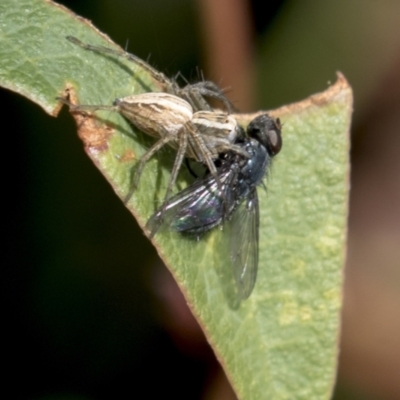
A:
[124, 134, 177, 203]
[181, 81, 236, 113]
[163, 128, 188, 204]
[184, 123, 230, 214]
[67, 37, 233, 114]
[213, 143, 251, 158]
[185, 123, 218, 178]
[66, 36, 177, 93]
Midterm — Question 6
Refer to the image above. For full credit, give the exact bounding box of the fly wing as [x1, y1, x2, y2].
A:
[228, 188, 260, 300]
[146, 167, 235, 237]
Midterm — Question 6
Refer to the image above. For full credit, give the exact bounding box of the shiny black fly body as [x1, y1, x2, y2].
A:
[146, 114, 282, 300]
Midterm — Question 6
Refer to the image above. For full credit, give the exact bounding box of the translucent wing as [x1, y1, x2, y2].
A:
[146, 167, 237, 237]
[228, 188, 260, 300]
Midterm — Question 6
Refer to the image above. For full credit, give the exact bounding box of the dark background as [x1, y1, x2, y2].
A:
[2, 1, 400, 399]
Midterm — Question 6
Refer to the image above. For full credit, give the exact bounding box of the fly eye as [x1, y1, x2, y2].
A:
[266, 126, 282, 156]
[247, 115, 282, 156]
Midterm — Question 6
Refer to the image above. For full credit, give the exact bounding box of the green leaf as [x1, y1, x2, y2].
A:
[0, 0, 352, 399]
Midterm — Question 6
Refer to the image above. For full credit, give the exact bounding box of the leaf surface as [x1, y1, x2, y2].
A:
[0, 1, 352, 398]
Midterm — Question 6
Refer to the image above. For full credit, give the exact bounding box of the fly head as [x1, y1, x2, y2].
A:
[247, 114, 282, 157]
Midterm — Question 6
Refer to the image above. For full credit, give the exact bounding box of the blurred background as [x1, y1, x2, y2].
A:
[2, 0, 400, 399]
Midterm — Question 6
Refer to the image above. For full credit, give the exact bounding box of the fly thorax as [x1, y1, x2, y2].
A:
[239, 139, 269, 187]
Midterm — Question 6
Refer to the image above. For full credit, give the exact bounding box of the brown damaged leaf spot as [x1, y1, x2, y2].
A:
[118, 149, 136, 163]
[235, 72, 352, 125]
[61, 85, 113, 152]
[74, 113, 113, 152]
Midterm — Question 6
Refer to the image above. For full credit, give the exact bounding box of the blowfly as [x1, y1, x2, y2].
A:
[146, 114, 282, 300]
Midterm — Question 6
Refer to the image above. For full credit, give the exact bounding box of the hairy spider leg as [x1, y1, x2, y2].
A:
[66, 36, 235, 113]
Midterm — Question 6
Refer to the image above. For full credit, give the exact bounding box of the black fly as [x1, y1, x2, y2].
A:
[146, 114, 282, 300]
